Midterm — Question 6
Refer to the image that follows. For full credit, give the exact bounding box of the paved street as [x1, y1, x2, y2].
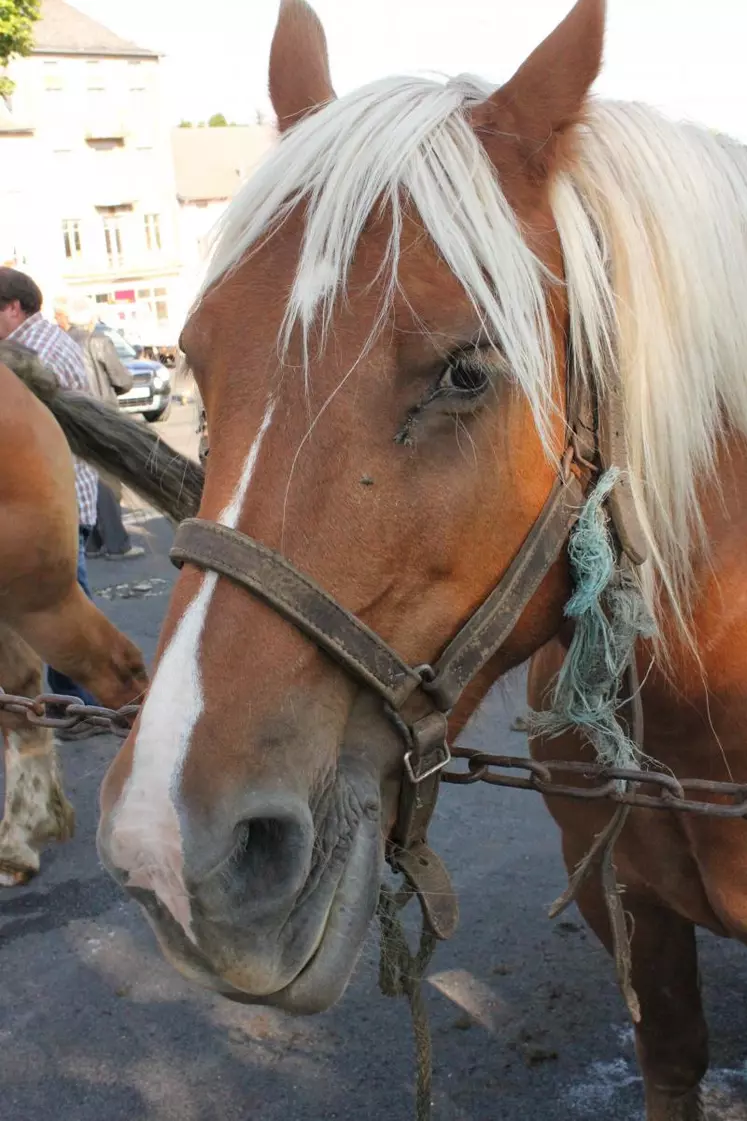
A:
[1, 402, 747, 1121]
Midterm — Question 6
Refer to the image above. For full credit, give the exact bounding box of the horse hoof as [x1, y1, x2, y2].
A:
[0, 860, 36, 887]
[645, 1085, 707, 1121]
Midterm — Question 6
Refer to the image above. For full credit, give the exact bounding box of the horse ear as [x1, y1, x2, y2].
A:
[473, 0, 606, 182]
[269, 0, 336, 132]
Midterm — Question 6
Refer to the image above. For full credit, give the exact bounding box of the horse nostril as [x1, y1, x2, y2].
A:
[228, 813, 311, 906]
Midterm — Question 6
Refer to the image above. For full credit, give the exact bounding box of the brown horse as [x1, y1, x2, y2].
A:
[98, 2, 747, 1117]
[0, 345, 202, 885]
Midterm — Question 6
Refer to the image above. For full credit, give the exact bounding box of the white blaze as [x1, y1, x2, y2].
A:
[107, 399, 276, 937]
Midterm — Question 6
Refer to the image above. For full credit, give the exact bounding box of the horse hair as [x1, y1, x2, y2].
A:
[0, 341, 204, 524]
[200, 76, 747, 648]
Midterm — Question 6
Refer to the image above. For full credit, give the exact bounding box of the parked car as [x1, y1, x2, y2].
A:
[93, 322, 172, 423]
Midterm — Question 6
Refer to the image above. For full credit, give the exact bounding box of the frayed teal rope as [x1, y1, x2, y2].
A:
[529, 468, 657, 769]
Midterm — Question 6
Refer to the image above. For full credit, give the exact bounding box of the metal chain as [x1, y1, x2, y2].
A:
[3, 690, 746, 819]
[0, 689, 137, 739]
[442, 746, 747, 817]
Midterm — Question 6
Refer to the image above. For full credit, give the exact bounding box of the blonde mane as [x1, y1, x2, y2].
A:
[200, 74, 747, 635]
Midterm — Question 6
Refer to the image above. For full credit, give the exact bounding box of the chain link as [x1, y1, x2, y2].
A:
[3, 689, 745, 818]
[0, 689, 137, 739]
[442, 747, 747, 818]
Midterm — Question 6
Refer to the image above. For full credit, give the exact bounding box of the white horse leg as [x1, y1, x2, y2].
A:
[0, 723, 75, 886]
[0, 624, 75, 886]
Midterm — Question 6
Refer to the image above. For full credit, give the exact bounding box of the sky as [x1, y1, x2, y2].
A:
[71, 0, 747, 140]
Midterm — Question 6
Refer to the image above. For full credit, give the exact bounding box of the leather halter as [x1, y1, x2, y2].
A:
[170, 364, 647, 941]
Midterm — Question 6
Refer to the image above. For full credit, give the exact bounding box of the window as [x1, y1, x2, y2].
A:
[87, 137, 124, 150]
[135, 286, 169, 323]
[87, 60, 105, 92]
[154, 286, 168, 322]
[44, 61, 63, 93]
[128, 61, 146, 93]
[98, 205, 132, 268]
[103, 216, 124, 266]
[62, 220, 82, 260]
[130, 87, 153, 145]
[144, 213, 161, 251]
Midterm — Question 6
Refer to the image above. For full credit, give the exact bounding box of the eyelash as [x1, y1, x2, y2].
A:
[438, 354, 491, 397]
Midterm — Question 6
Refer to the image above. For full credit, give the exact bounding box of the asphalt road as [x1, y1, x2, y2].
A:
[2, 403, 747, 1121]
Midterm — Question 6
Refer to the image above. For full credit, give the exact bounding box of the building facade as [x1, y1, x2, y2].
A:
[0, 0, 186, 348]
[171, 123, 276, 301]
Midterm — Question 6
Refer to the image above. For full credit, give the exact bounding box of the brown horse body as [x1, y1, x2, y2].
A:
[0, 360, 146, 884]
[98, 2, 747, 1117]
[530, 439, 747, 1121]
[0, 354, 203, 885]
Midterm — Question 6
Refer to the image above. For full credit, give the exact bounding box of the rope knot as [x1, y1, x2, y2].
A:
[529, 467, 657, 769]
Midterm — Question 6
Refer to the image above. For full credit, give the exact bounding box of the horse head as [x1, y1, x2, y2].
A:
[99, 0, 607, 1011]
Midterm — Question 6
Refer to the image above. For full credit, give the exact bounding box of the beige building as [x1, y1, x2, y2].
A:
[0, 0, 185, 349]
[171, 123, 276, 300]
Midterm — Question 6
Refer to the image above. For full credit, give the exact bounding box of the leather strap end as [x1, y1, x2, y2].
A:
[389, 841, 460, 940]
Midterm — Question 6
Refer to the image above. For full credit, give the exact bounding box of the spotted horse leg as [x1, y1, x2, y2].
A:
[0, 624, 75, 886]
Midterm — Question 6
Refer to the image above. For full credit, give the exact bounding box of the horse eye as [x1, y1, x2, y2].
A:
[439, 356, 490, 396]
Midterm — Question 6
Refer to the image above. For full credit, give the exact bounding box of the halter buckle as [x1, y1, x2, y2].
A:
[403, 710, 452, 784]
[403, 743, 452, 784]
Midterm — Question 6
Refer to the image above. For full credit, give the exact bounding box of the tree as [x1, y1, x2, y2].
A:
[0, 0, 41, 98]
[178, 115, 245, 129]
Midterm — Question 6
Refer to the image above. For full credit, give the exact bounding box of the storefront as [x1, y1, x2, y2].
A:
[88, 279, 183, 361]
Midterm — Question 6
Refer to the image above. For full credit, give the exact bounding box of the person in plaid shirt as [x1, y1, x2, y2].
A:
[0, 267, 98, 705]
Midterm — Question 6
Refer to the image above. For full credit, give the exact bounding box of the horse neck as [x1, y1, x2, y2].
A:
[643, 430, 747, 768]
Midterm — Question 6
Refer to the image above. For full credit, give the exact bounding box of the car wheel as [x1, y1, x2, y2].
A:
[143, 399, 172, 423]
